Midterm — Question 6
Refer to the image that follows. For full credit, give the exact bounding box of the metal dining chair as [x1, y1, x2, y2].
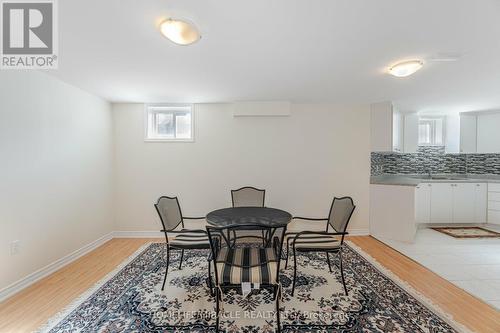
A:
[230, 186, 267, 245]
[206, 223, 286, 332]
[285, 197, 356, 296]
[154, 196, 212, 291]
[231, 186, 265, 207]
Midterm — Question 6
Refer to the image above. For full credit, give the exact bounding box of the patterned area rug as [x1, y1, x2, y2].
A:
[38, 242, 469, 333]
[431, 226, 500, 238]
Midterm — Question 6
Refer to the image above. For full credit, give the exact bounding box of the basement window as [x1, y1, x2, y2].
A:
[145, 104, 194, 142]
[418, 116, 445, 146]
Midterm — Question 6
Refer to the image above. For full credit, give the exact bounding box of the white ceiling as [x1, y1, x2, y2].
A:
[48, 0, 500, 113]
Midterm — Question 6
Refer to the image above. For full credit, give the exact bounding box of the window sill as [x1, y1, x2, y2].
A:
[418, 144, 445, 147]
[144, 138, 195, 143]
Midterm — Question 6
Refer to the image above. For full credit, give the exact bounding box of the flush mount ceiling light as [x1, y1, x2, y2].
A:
[388, 60, 424, 77]
[159, 19, 200, 45]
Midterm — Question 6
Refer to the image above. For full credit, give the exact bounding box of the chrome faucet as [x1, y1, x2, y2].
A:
[426, 168, 432, 178]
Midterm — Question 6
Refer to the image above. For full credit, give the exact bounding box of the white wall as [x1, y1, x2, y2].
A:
[113, 103, 370, 233]
[0, 71, 114, 291]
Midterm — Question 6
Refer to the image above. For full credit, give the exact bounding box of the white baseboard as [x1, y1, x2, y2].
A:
[112, 230, 163, 238]
[347, 228, 370, 236]
[0, 232, 113, 303]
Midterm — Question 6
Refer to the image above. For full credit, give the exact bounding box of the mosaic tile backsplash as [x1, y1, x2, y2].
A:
[371, 146, 500, 176]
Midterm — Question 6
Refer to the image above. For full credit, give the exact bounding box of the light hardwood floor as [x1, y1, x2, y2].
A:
[0, 236, 499, 333]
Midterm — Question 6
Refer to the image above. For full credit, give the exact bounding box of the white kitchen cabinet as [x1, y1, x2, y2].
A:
[416, 182, 488, 224]
[371, 101, 404, 152]
[404, 114, 419, 153]
[489, 210, 500, 224]
[460, 111, 500, 153]
[475, 183, 488, 223]
[453, 183, 476, 223]
[430, 183, 453, 223]
[370, 102, 420, 153]
[489, 183, 500, 192]
[477, 113, 500, 153]
[490, 192, 500, 202]
[370, 184, 418, 242]
[445, 114, 461, 153]
[371, 101, 393, 152]
[415, 183, 431, 223]
[460, 114, 477, 153]
[393, 109, 403, 152]
[488, 183, 500, 225]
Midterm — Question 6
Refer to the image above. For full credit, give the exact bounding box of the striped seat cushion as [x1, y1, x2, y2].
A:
[284, 230, 328, 241]
[216, 247, 277, 285]
[292, 234, 341, 251]
[169, 230, 210, 249]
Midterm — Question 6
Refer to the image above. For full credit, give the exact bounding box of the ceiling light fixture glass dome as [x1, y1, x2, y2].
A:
[388, 60, 424, 77]
[159, 18, 201, 46]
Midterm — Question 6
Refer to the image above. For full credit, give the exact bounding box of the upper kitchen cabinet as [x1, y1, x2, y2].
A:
[403, 114, 419, 153]
[444, 114, 461, 153]
[371, 101, 401, 152]
[460, 111, 500, 153]
[371, 101, 416, 153]
[393, 108, 403, 152]
[460, 114, 477, 153]
[477, 112, 500, 153]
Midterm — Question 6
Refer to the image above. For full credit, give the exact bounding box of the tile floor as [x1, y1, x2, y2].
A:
[380, 224, 500, 310]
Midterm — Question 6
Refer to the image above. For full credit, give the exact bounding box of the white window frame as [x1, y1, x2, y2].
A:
[418, 116, 446, 146]
[144, 104, 195, 142]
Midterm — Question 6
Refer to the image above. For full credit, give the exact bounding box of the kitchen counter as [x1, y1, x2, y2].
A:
[370, 174, 500, 243]
[371, 174, 500, 186]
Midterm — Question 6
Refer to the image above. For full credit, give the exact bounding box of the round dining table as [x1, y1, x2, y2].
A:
[206, 207, 292, 227]
[206, 207, 292, 247]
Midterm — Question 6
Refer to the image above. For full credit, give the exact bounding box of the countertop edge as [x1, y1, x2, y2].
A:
[370, 175, 500, 187]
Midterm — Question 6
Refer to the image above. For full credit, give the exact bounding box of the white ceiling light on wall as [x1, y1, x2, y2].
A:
[388, 60, 424, 77]
[159, 19, 201, 45]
